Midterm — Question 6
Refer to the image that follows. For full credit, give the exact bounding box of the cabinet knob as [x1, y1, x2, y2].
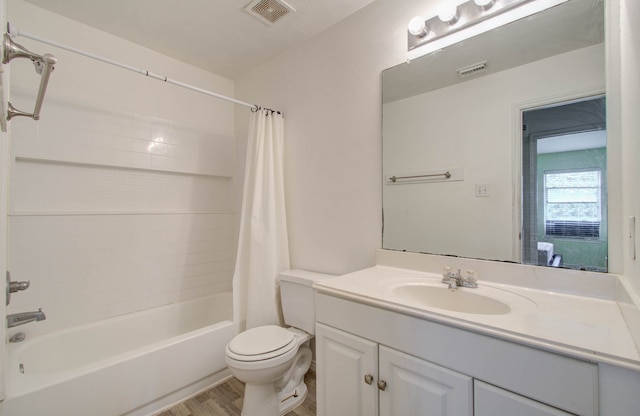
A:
[377, 380, 387, 391]
[364, 374, 374, 385]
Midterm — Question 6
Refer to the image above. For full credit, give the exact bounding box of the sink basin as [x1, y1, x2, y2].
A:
[391, 284, 511, 315]
[381, 276, 536, 316]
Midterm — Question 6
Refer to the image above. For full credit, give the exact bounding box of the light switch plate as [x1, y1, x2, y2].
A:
[475, 184, 490, 197]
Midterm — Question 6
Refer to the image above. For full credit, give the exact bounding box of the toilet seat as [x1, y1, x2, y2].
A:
[227, 325, 297, 362]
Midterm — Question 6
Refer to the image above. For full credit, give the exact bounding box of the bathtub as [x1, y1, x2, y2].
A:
[1, 293, 237, 416]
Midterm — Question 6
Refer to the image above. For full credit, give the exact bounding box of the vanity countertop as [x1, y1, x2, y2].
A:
[314, 265, 640, 371]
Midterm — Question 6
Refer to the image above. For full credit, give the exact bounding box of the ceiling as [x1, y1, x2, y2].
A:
[538, 130, 607, 154]
[21, 0, 376, 79]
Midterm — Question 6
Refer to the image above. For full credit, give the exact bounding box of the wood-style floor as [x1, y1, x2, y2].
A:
[156, 371, 316, 416]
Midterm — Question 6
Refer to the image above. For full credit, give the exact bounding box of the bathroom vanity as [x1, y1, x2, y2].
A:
[313, 251, 640, 416]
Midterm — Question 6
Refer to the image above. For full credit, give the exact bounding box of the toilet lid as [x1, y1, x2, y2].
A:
[228, 325, 295, 357]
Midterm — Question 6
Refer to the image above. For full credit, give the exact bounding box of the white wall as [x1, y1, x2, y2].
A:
[0, 0, 9, 401]
[4, 0, 638, 329]
[235, 0, 638, 299]
[383, 44, 604, 262]
[620, 0, 640, 298]
[235, 0, 426, 275]
[5, 0, 238, 337]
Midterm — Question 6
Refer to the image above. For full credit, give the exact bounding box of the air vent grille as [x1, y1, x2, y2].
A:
[457, 61, 488, 78]
[245, 0, 295, 26]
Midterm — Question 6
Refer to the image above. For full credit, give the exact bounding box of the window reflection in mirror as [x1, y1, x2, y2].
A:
[521, 96, 607, 271]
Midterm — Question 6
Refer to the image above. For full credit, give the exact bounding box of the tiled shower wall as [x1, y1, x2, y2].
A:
[7, 94, 236, 337]
[6, 0, 239, 337]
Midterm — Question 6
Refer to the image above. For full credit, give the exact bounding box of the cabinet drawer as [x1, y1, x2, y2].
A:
[475, 380, 575, 416]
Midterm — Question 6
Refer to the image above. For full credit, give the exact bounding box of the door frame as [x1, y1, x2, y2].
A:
[511, 87, 605, 265]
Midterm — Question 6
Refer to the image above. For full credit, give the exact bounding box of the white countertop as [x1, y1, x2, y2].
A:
[314, 265, 640, 371]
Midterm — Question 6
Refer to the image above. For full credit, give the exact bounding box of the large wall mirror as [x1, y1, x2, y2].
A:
[382, 0, 607, 271]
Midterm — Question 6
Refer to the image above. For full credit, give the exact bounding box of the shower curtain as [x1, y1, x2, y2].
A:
[233, 108, 290, 329]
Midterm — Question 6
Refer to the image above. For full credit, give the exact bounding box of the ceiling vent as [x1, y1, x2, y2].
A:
[245, 0, 296, 26]
[456, 61, 488, 78]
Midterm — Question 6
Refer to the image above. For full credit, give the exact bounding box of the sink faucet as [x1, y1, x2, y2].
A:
[7, 308, 46, 328]
[442, 268, 478, 291]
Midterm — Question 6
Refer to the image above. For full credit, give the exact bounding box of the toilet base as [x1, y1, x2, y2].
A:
[240, 380, 308, 416]
[241, 382, 280, 416]
[278, 381, 308, 415]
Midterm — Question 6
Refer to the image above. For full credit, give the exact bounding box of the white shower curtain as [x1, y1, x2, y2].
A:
[233, 108, 290, 330]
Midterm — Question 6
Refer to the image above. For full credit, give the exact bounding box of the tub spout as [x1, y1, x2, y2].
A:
[7, 308, 46, 328]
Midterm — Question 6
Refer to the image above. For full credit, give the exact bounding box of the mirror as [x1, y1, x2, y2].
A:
[382, 0, 606, 270]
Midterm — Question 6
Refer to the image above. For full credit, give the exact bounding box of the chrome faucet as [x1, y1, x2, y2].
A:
[442, 268, 478, 291]
[7, 308, 46, 328]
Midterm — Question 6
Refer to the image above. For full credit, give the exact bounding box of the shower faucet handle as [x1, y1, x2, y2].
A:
[6, 271, 31, 306]
[9, 280, 30, 293]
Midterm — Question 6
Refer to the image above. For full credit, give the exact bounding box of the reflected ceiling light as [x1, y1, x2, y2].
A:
[407, 0, 569, 61]
[407, 16, 429, 38]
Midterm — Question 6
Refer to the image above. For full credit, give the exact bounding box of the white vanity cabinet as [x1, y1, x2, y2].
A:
[379, 344, 473, 415]
[315, 293, 600, 416]
[315, 323, 378, 416]
[316, 323, 473, 416]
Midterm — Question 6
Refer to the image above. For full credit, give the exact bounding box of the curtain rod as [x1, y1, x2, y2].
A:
[8, 23, 262, 111]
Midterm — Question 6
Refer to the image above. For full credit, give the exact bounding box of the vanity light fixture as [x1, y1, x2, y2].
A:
[438, 5, 460, 25]
[408, 16, 429, 38]
[474, 0, 496, 9]
[407, 0, 569, 60]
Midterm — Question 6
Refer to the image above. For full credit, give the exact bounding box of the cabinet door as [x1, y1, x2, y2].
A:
[475, 380, 575, 416]
[316, 323, 379, 416]
[378, 346, 472, 416]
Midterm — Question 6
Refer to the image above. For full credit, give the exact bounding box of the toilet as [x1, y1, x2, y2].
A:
[225, 269, 333, 416]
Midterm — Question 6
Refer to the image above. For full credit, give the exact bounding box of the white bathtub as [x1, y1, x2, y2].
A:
[1, 293, 237, 416]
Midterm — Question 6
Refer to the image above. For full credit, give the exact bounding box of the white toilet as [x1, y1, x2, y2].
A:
[225, 269, 333, 416]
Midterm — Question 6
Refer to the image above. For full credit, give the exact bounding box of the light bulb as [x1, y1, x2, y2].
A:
[474, 0, 495, 9]
[407, 16, 428, 37]
[438, 5, 459, 24]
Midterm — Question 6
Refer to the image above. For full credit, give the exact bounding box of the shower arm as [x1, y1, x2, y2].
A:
[2, 33, 57, 121]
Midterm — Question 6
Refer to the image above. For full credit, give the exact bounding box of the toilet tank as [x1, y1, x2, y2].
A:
[280, 269, 335, 334]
